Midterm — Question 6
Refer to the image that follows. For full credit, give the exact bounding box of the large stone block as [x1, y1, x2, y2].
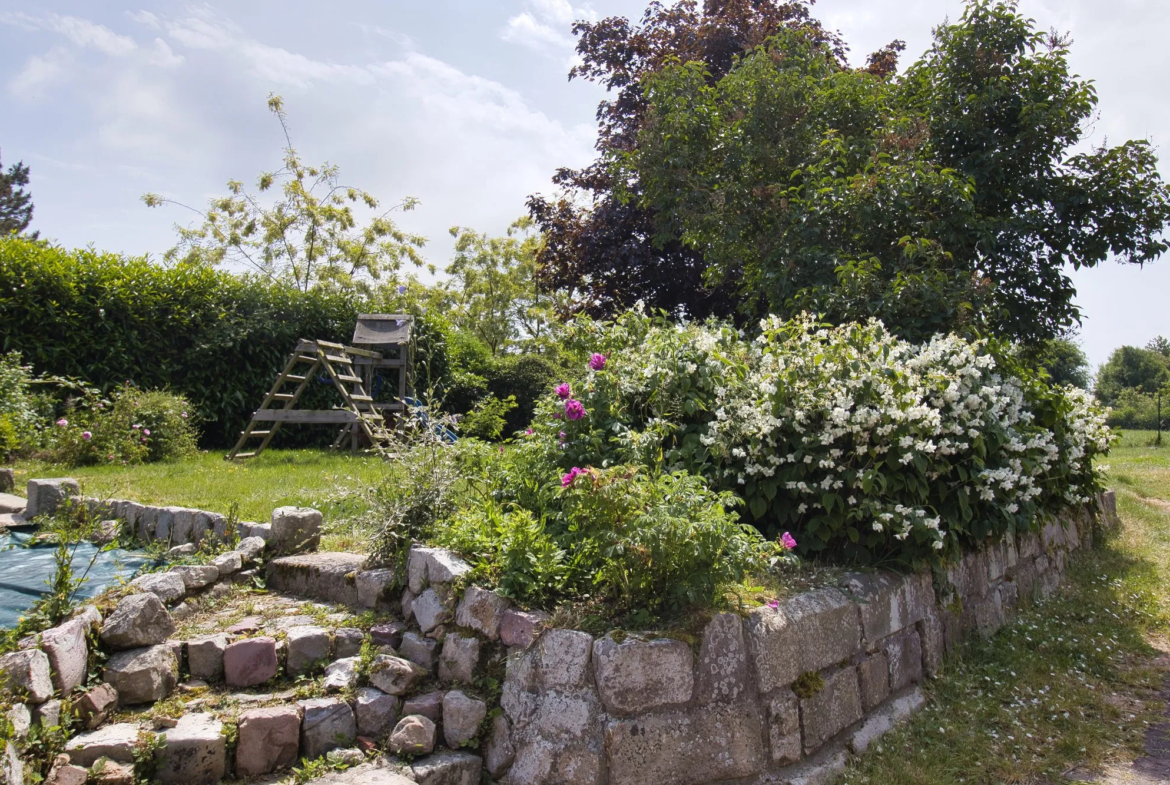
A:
[356, 568, 396, 609]
[101, 593, 175, 650]
[503, 738, 605, 785]
[236, 705, 301, 777]
[767, 689, 801, 765]
[438, 633, 480, 684]
[286, 626, 331, 676]
[858, 652, 890, 711]
[300, 697, 356, 760]
[455, 587, 511, 640]
[323, 657, 360, 693]
[694, 613, 750, 705]
[174, 565, 219, 591]
[842, 572, 933, 648]
[270, 506, 323, 554]
[413, 587, 454, 633]
[224, 637, 278, 688]
[130, 572, 186, 604]
[334, 628, 365, 659]
[42, 617, 91, 694]
[0, 649, 53, 704]
[534, 629, 593, 689]
[604, 701, 766, 785]
[75, 684, 118, 729]
[0, 468, 12, 493]
[918, 612, 945, 678]
[412, 752, 483, 785]
[403, 691, 445, 722]
[800, 666, 863, 754]
[356, 687, 398, 739]
[499, 609, 548, 650]
[211, 551, 242, 576]
[64, 723, 140, 767]
[849, 687, 926, 754]
[400, 632, 439, 671]
[155, 712, 225, 785]
[443, 690, 488, 748]
[266, 553, 364, 606]
[188, 634, 228, 682]
[747, 588, 861, 693]
[484, 715, 516, 778]
[104, 645, 177, 705]
[884, 628, 923, 692]
[368, 655, 427, 696]
[25, 478, 80, 519]
[592, 634, 693, 716]
[389, 714, 436, 756]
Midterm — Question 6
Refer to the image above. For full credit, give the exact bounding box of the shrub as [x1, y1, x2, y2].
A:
[459, 395, 518, 441]
[0, 351, 41, 452]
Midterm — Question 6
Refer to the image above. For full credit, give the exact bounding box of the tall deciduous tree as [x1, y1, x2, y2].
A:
[145, 95, 426, 293]
[0, 149, 35, 237]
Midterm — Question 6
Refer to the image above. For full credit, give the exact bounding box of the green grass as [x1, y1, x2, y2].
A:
[841, 431, 1170, 784]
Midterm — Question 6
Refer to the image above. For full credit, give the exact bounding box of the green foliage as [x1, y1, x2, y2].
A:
[622, 1, 1170, 345]
[0, 148, 34, 236]
[460, 395, 518, 441]
[0, 351, 42, 452]
[1095, 345, 1170, 404]
[1026, 338, 1091, 390]
[1104, 389, 1167, 431]
[144, 95, 426, 293]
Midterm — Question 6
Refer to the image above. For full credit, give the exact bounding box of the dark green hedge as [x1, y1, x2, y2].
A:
[0, 238, 360, 447]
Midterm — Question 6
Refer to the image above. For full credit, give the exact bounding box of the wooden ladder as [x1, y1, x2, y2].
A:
[226, 340, 389, 460]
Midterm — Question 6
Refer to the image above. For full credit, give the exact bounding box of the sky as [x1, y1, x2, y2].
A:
[1, 0, 1167, 370]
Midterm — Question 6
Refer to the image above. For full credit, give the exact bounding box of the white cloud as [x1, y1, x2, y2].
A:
[501, 0, 593, 56]
[8, 46, 73, 101]
[126, 10, 160, 29]
[49, 14, 138, 56]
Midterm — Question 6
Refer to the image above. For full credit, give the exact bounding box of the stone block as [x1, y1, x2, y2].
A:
[884, 628, 923, 691]
[188, 634, 228, 682]
[236, 705, 301, 777]
[592, 634, 693, 716]
[503, 738, 604, 785]
[211, 551, 242, 576]
[356, 568, 396, 609]
[131, 572, 186, 604]
[371, 621, 407, 649]
[403, 691, 445, 722]
[604, 701, 765, 785]
[167, 544, 196, 558]
[46, 756, 88, 785]
[484, 715, 515, 777]
[237, 536, 267, 560]
[270, 506, 323, 554]
[76, 683, 118, 729]
[413, 587, 453, 633]
[300, 697, 356, 760]
[25, 478, 80, 519]
[368, 655, 427, 696]
[1017, 530, 1041, 560]
[439, 633, 480, 684]
[849, 687, 926, 754]
[333, 627, 364, 659]
[0, 468, 12, 493]
[412, 752, 483, 785]
[101, 593, 175, 650]
[154, 507, 177, 543]
[266, 553, 364, 606]
[389, 714, 436, 756]
[224, 637, 278, 688]
[695, 613, 750, 704]
[949, 549, 989, 602]
[356, 687, 398, 738]
[499, 609, 548, 649]
[455, 587, 511, 640]
[8, 702, 30, 738]
[104, 645, 177, 705]
[323, 657, 360, 693]
[154, 712, 224, 785]
[400, 632, 439, 671]
[64, 723, 140, 766]
[0, 492, 23, 514]
[747, 588, 861, 693]
[136, 506, 158, 541]
[767, 688, 801, 764]
[90, 760, 135, 785]
[534, 629, 593, 689]
[1098, 490, 1118, 526]
[970, 587, 1006, 639]
[170, 509, 198, 546]
[0, 649, 53, 703]
[918, 612, 945, 678]
[173, 565, 219, 591]
[32, 698, 62, 729]
[858, 652, 890, 710]
[286, 625, 331, 676]
[800, 666, 862, 754]
[443, 690, 488, 748]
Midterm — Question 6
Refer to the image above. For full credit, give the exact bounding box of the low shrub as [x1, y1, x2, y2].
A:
[0, 351, 42, 454]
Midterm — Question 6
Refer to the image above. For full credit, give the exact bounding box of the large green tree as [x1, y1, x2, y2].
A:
[1095, 345, 1170, 405]
[0, 149, 35, 236]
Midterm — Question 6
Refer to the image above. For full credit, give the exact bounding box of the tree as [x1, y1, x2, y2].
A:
[0, 149, 35, 236]
[145, 95, 425, 293]
[1095, 345, 1170, 404]
[1147, 336, 1170, 358]
[1026, 337, 1091, 389]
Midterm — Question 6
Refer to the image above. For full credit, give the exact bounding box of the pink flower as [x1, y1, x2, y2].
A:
[588, 353, 607, 371]
[55, 418, 68, 427]
[561, 467, 585, 487]
[564, 399, 585, 421]
[558, 431, 566, 441]
[780, 532, 797, 551]
[81, 431, 92, 441]
[555, 383, 571, 400]
[142, 429, 150, 436]
[181, 412, 188, 419]
[132, 424, 141, 430]
[525, 428, 533, 435]
[107, 454, 115, 461]
[767, 599, 780, 610]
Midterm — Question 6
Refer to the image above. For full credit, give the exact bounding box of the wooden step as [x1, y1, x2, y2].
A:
[296, 355, 318, 363]
[323, 354, 353, 364]
[234, 452, 257, 459]
[244, 430, 272, 437]
[351, 394, 373, 402]
[272, 393, 295, 401]
[284, 375, 307, 383]
[337, 374, 362, 383]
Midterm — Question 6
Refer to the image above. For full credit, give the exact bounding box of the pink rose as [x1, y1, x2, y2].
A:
[780, 532, 797, 551]
[588, 353, 607, 371]
[564, 399, 585, 421]
[81, 431, 92, 441]
[561, 467, 585, 487]
[143, 429, 150, 436]
[555, 383, 571, 400]
[56, 418, 68, 427]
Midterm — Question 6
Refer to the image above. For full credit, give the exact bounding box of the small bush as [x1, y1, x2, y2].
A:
[460, 395, 518, 441]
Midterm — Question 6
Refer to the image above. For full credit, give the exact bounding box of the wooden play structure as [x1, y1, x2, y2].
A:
[227, 314, 413, 460]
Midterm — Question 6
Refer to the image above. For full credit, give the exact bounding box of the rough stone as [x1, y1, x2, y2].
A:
[393, 633, 435, 673]
[75, 683, 118, 729]
[534, 629, 593, 689]
[401, 588, 416, 622]
[101, 593, 175, 650]
[389, 714, 436, 756]
[438, 633, 480, 684]
[104, 645, 177, 705]
[971, 586, 1006, 639]
[64, 723, 140, 767]
[135, 506, 158, 541]
[211, 551, 243, 576]
[172, 509, 201, 546]
[41, 617, 90, 694]
[484, 715, 516, 778]
[371, 621, 407, 649]
[187, 634, 228, 682]
[842, 571, 933, 648]
[286, 626, 331, 676]
[427, 549, 472, 586]
[89, 760, 135, 785]
[224, 637, 278, 688]
[918, 611, 945, 679]
[25, 478, 80, 519]
[503, 739, 605, 785]
[356, 687, 398, 738]
[45, 756, 87, 785]
[326, 748, 365, 767]
[7, 702, 30, 738]
[850, 687, 926, 754]
[604, 701, 765, 785]
[773, 746, 849, 785]
[0, 649, 53, 703]
[323, 657, 360, 693]
[154, 712, 224, 785]
[268, 506, 321, 553]
[503, 689, 605, 783]
[858, 652, 890, 711]
[356, 568, 396, 609]
[412, 751, 483, 785]
[167, 543, 197, 558]
[368, 655, 427, 696]
[153, 507, 177, 543]
[694, 612, 750, 704]
[237, 536, 267, 560]
[130, 572, 186, 604]
[0, 469, 12, 494]
[767, 689, 801, 764]
[266, 552, 364, 606]
[403, 691, 445, 722]
[455, 587, 511, 640]
[499, 609, 548, 649]
[443, 690, 488, 748]
[32, 698, 62, 729]
[592, 634, 693, 716]
[333, 627, 365, 659]
[236, 705, 302, 777]
[413, 587, 453, 633]
[173, 565, 219, 591]
[800, 666, 863, 754]
[747, 588, 861, 693]
[300, 764, 414, 784]
[300, 697, 356, 760]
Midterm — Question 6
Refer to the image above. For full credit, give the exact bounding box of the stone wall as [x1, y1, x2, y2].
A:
[491, 494, 1117, 785]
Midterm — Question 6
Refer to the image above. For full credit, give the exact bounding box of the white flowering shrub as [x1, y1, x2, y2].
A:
[547, 311, 1111, 565]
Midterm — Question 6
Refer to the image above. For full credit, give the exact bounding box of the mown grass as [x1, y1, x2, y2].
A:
[841, 431, 1170, 784]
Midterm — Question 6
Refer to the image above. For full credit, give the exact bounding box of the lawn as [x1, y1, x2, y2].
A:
[840, 430, 1170, 784]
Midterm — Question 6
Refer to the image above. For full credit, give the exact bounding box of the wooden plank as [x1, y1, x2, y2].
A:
[252, 410, 361, 423]
[244, 430, 273, 437]
[323, 354, 353, 365]
[336, 374, 362, 382]
[316, 340, 383, 359]
[352, 357, 406, 368]
[285, 375, 307, 382]
[273, 393, 295, 401]
[234, 452, 257, 459]
[351, 394, 374, 402]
